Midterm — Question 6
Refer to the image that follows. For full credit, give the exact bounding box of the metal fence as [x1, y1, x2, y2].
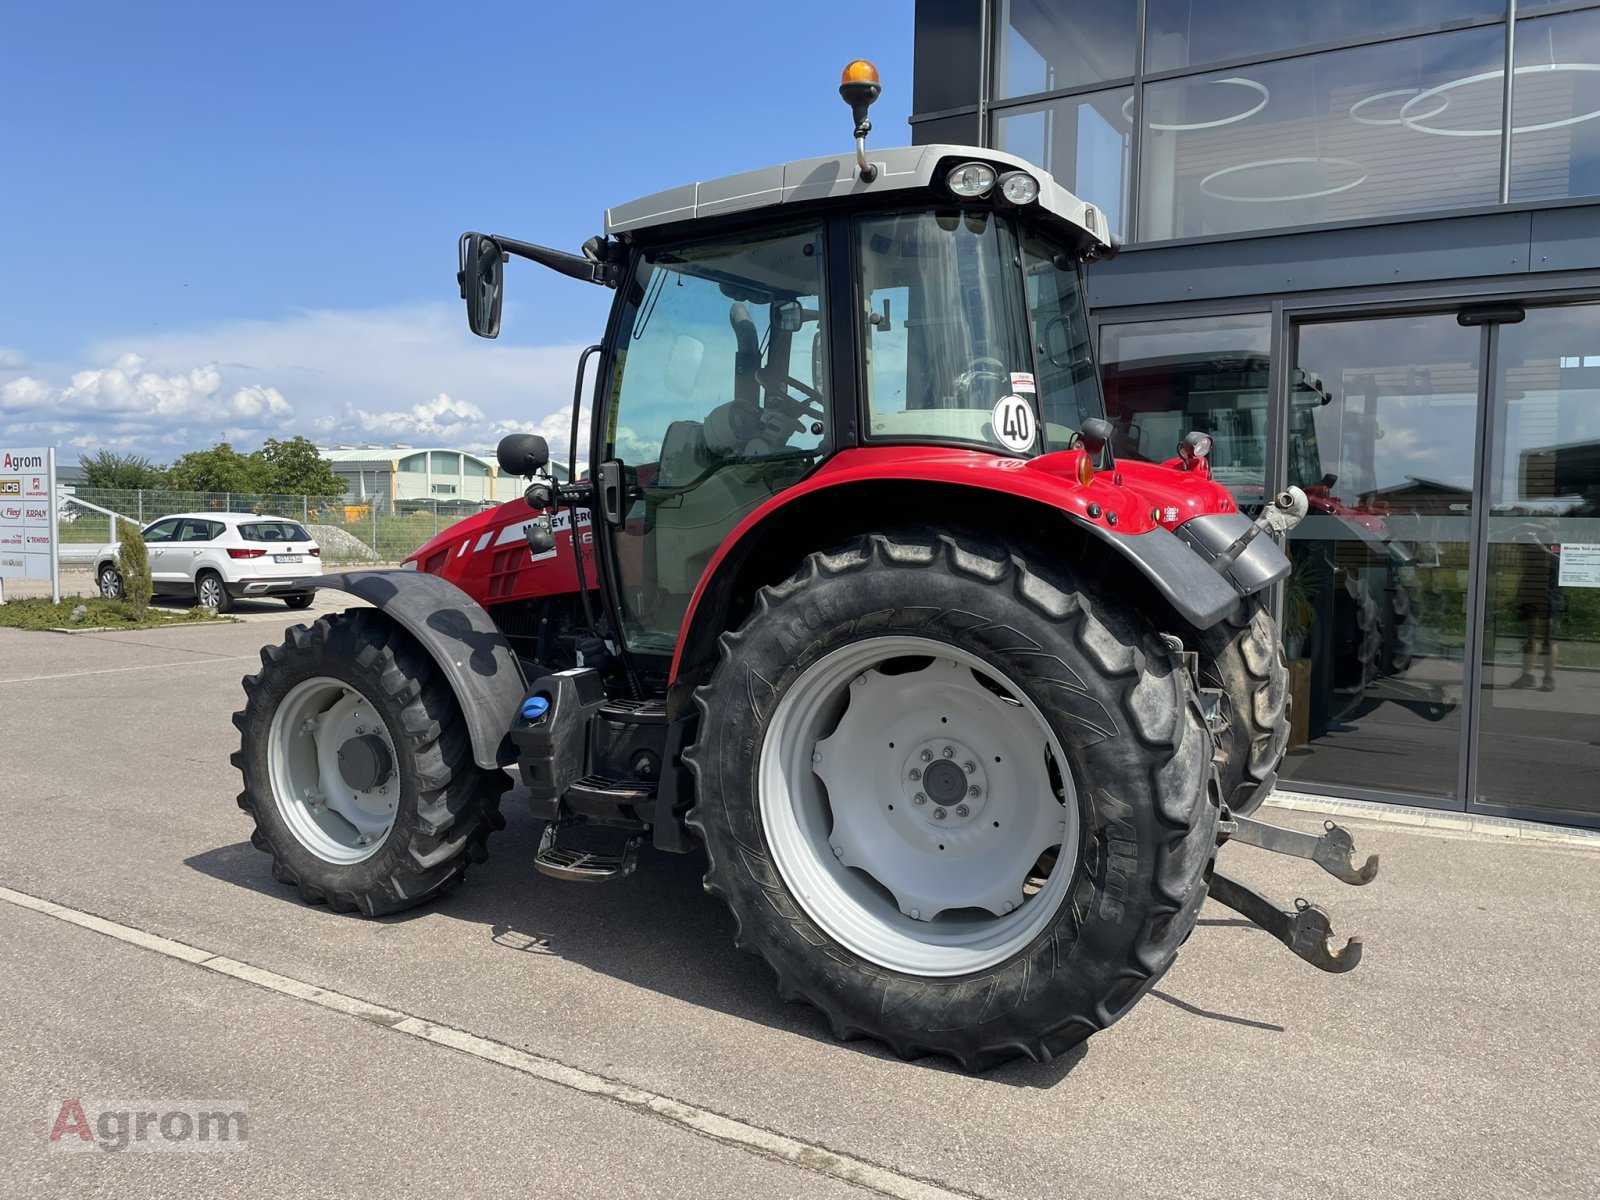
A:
[58, 487, 497, 566]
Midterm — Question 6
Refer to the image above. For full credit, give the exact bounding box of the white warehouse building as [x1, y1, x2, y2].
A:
[317, 445, 524, 513]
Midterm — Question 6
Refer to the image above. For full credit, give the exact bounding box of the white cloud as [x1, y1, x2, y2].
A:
[0, 301, 599, 463]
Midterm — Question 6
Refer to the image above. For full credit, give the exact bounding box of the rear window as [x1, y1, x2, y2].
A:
[239, 521, 312, 544]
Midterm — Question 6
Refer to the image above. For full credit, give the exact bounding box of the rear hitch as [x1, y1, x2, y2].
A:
[1223, 814, 1380, 886]
[1208, 871, 1363, 974]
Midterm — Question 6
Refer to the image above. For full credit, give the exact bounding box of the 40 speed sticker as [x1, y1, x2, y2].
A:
[991, 395, 1037, 453]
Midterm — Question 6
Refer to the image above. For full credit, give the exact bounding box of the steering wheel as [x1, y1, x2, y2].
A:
[782, 375, 826, 421]
[957, 357, 1009, 405]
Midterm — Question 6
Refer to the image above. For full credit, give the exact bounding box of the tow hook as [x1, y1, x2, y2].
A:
[1224, 814, 1380, 886]
[1207, 872, 1364, 974]
[1210, 485, 1310, 576]
[1211, 809, 1376, 973]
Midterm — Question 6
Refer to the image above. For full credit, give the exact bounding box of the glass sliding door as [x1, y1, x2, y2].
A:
[1475, 307, 1600, 818]
[1280, 314, 1481, 802]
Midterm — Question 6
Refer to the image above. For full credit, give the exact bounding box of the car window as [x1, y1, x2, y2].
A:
[239, 521, 311, 543]
[178, 520, 215, 543]
[142, 519, 180, 544]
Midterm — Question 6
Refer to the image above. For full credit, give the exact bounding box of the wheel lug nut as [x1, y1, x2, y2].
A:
[920, 750, 933, 762]
[942, 747, 955, 759]
[933, 808, 947, 820]
[956, 804, 969, 817]
[914, 793, 927, 805]
[812, 751, 822, 763]
[964, 760, 975, 774]
[908, 767, 921, 780]
[968, 785, 981, 798]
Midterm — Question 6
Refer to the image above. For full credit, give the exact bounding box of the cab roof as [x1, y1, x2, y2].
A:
[604, 144, 1112, 252]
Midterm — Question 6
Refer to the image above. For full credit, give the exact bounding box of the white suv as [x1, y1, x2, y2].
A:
[94, 512, 323, 612]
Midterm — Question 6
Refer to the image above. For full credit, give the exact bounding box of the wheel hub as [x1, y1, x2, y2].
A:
[338, 733, 394, 793]
[903, 740, 987, 827]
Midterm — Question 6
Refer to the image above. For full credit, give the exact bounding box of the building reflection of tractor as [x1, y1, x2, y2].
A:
[1101, 351, 1451, 737]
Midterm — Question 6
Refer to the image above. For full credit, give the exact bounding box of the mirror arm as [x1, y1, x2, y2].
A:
[488, 234, 620, 287]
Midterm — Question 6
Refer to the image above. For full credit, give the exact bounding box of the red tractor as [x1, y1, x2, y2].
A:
[233, 63, 1377, 1069]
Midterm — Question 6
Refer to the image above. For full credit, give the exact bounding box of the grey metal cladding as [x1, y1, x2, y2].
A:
[603, 144, 1105, 244]
[1174, 513, 1292, 595]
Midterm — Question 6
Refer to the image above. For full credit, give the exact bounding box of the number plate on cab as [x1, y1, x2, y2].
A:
[274, 554, 303, 564]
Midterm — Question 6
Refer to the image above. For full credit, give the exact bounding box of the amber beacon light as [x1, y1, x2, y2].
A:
[840, 60, 882, 181]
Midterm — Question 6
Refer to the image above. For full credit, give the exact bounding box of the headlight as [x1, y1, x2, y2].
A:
[998, 170, 1040, 205]
[946, 162, 996, 197]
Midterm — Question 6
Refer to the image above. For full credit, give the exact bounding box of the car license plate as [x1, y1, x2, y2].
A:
[274, 554, 303, 564]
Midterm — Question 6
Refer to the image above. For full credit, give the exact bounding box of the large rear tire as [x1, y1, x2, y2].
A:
[1194, 598, 1289, 818]
[685, 531, 1217, 1070]
[232, 609, 507, 915]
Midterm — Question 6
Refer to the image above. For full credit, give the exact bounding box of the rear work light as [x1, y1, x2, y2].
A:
[946, 162, 996, 198]
[227, 548, 266, 559]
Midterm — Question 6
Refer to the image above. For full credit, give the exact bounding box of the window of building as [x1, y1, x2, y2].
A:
[995, 0, 1136, 98]
[995, 87, 1133, 240]
[1509, 7, 1600, 202]
[1144, 0, 1502, 75]
[463, 457, 489, 478]
[430, 451, 459, 474]
[1099, 312, 1271, 505]
[399, 455, 426, 474]
[1138, 26, 1505, 241]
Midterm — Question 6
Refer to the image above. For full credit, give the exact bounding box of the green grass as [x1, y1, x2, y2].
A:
[0, 597, 229, 631]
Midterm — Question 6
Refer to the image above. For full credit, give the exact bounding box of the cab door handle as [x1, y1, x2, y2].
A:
[598, 460, 624, 526]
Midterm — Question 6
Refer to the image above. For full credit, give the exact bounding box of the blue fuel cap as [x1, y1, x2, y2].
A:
[520, 695, 550, 722]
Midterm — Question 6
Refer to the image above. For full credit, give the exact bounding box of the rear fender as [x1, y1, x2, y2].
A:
[668, 447, 1274, 697]
[299, 570, 526, 769]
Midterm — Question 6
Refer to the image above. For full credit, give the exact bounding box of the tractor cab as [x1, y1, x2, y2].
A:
[460, 64, 1124, 671]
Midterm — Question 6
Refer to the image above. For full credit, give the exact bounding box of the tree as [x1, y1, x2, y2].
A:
[80, 450, 166, 490]
[166, 443, 265, 494]
[255, 436, 346, 498]
[115, 518, 152, 617]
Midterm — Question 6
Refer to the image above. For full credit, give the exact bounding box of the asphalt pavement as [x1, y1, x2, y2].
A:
[1, 609, 1596, 1199]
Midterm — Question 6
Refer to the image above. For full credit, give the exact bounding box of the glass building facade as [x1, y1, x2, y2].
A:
[913, 0, 1600, 828]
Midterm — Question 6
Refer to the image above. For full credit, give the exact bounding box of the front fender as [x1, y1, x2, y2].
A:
[298, 570, 525, 769]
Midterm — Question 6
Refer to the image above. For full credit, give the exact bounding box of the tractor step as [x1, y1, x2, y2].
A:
[1222, 814, 1379, 886]
[1207, 871, 1363, 973]
[534, 818, 642, 883]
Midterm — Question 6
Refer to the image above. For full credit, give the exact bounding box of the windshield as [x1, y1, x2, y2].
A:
[856, 210, 1101, 455]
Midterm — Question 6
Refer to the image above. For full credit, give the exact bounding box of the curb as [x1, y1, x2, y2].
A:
[1265, 789, 1600, 848]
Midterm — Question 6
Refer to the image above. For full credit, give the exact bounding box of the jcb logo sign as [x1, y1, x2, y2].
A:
[0, 479, 20, 497]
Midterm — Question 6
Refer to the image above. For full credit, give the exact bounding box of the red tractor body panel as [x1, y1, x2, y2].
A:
[406, 502, 596, 608]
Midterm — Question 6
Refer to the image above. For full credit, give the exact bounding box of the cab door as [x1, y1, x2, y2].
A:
[592, 222, 832, 660]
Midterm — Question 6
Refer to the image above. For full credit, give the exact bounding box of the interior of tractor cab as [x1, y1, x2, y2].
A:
[606, 223, 829, 651]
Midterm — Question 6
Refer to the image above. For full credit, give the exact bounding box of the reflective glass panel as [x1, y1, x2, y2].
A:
[1280, 314, 1480, 802]
[1145, 0, 1503, 74]
[1098, 313, 1271, 508]
[995, 0, 1136, 97]
[1509, 8, 1600, 202]
[1476, 305, 1600, 816]
[1138, 28, 1504, 241]
[995, 87, 1133, 240]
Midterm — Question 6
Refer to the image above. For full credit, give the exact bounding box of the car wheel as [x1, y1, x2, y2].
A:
[197, 571, 234, 613]
[284, 594, 314, 610]
[98, 565, 123, 599]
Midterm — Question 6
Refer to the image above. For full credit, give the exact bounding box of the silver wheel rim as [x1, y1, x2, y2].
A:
[99, 569, 120, 598]
[266, 675, 400, 864]
[759, 636, 1079, 977]
[199, 576, 222, 608]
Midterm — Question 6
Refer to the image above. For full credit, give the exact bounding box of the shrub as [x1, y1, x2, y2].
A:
[116, 518, 152, 617]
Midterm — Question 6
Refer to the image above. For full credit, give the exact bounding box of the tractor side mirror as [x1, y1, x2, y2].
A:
[497, 433, 550, 478]
[459, 233, 504, 339]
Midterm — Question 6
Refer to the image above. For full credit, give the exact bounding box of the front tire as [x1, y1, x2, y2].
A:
[685, 532, 1217, 1069]
[232, 609, 507, 915]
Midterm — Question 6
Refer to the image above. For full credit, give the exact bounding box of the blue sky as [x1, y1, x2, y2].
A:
[0, 1, 913, 462]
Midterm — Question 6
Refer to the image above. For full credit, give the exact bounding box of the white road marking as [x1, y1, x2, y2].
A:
[0, 654, 258, 686]
[0, 883, 972, 1200]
